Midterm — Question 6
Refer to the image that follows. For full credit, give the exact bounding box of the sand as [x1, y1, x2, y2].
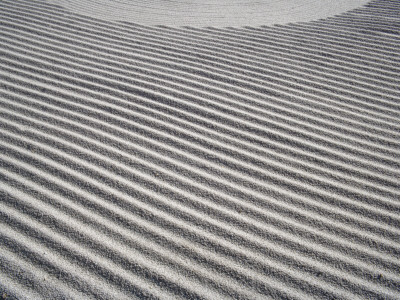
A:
[47, 0, 371, 27]
[0, 0, 400, 299]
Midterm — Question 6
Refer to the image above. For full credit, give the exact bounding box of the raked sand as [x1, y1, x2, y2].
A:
[0, 0, 400, 299]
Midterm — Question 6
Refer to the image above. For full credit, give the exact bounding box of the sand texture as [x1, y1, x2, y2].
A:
[0, 0, 400, 299]
[46, 0, 371, 27]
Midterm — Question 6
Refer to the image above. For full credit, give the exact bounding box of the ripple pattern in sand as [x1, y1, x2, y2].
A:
[0, 0, 400, 299]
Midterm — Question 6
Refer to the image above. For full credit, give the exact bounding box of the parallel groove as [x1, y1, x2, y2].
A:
[0, 75, 400, 239]
[4, 0, 400, 96]
[3, 120, 400, 276]
[40, 0, 373, 27]
[1, 62, 398, 198]
[0, 127, 400, 290]
[0, 79, 400, 248]
[0, 5, 400, 123]
[0, 161, 334, 298]
[1, 114, 399, 264]
[5, 0, 398, 96]
[1, 13, 398, 124]
[3, 84, 400, 241]
[0, 177, 303, 300]
[1, 20, 398, 137]
[1, 61, 398, 195]
[1, 29, 399, 147]
[0, 200, 252, 300]
[1, 0, 399, 299]
[1, 38, 399, 160]
[0, 150, 395, 299]
[1, 51, 398, 180]
[0, 103, 396, 270]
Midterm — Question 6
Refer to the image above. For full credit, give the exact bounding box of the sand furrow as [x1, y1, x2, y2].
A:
[1, 0, 399, 299]
[2, 60, 399, 185]
[2, 22, 399, 136]
[1, 39, 399, 157]
[1, 85, 400, 252]
[2, 5, 400, 121]
[2, 92, 400, 243]
[0, 156, 396, 299]
[1, 32, 399, 146]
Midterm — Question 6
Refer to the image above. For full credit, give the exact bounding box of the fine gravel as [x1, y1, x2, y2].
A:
[0, 0, 400, 299]
[46, 0, 371, 27]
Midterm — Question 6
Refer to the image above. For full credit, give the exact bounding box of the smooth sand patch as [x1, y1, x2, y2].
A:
[47, 0, 370, 27]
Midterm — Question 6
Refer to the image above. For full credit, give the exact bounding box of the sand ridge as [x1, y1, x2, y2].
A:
[0, 0, 400, 299]
[48, 0, 371, 27]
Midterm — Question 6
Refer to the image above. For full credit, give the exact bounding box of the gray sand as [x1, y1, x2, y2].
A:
[48, 0, 370, 26]
[0, 0, 400, 299]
